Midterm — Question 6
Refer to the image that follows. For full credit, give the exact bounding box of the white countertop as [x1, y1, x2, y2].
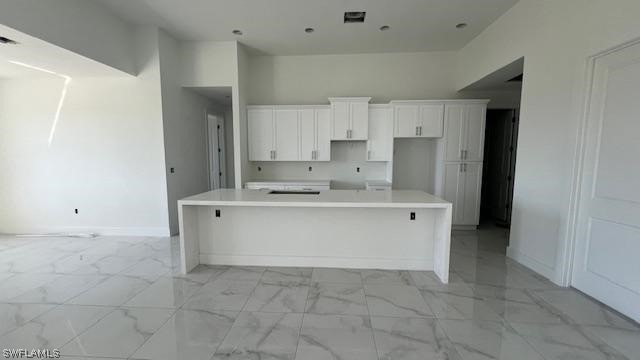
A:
[245, 180, 331, 186]
[179, 189, 450, 209]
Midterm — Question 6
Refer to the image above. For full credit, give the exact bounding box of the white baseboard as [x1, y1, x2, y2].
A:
[507, 246, 556, 280]
[1, 226, 171, 237]
[200, 253, 434, 271]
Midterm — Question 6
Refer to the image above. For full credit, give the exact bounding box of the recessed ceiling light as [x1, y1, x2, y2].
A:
[232, 29, 243, 35]
[379, 25, 390, 31]
[344, 11, 366, 23]
[0, 36, 18, 45]
[305, 27, 314, 33]
[455, 23, 468, 29]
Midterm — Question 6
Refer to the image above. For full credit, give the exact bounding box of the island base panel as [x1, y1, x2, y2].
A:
[180, 205, 450, 282]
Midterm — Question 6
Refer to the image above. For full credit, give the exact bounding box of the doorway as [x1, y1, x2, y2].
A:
[207, 113, 226, 190]
[480, 109, 519, 228]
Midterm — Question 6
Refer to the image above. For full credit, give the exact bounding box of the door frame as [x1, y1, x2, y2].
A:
[561, 37, 640, 287]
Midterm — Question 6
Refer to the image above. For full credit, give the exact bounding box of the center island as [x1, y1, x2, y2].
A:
[178, 189, 453, 283]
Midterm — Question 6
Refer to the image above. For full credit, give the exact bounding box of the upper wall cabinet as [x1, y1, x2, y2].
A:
[329, 97, 371, 140]
[300, 107, 331, 161]
[392, 102, 444, 138]
[274, 108, 300, 161]
[248, 106, 330, 162]
[444, 103, 487, 162]
[367, 106, 393, 161]
[248, 107, 275, 161]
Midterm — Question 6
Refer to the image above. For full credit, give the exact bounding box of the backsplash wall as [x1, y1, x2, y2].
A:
[247, 142, 387, 189]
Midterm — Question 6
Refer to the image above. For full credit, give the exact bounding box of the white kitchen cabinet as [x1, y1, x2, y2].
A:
[419, 104, 445, 137]
[248, 106, 329, 162]
[367, 106, 393, 161]
[393, 102, 444, 138]
[300, 108, 331, 161]
[443, 162, 483, 226]
[444, 103, 486, 162]
[274, 108, 299, 161]
[329, 97, 371, 140]
[248, 107, 275, 161]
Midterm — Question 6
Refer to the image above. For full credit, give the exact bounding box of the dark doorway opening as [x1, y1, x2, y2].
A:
[480, 109, 519, 228]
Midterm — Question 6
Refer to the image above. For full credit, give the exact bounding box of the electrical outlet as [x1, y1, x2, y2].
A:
[215, 209, 221, 217]
[356, 167, 360, 173]
[257, 166, 262, 172]
[170, 167, 175, 173]
[308, 166, 312, 172]
[74, 209, 79, 214]
[410, 212, 415, 220]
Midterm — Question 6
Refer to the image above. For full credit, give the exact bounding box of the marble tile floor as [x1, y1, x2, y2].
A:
[0, 228, 638, 360]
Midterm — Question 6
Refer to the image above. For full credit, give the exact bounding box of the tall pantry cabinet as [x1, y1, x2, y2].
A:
[437, 102, 487, 228]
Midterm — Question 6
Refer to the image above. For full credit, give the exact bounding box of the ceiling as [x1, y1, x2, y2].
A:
[96, 0, 519, 55]
[187, 86, 232, 106]
[0, 25, 126, 79]
[462, 57, 523, 91]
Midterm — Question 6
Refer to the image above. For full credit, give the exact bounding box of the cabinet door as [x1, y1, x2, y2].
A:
[350, 102, 369, 140]
[248, 108, 274, 161]
[460, 162, 483, 225]
[418, 104, 444, 137]
[394, 105, 419, 137]
[274, 109, 299, 161]
[331, 101, 350, 140]
[463, 105, 486, 162]
[443, 163, 464, 224]
[315, 108, 331, 161]
[299, 109, 316, 161]
[367, 107, 393, 161]
[444, 105, 465, 161]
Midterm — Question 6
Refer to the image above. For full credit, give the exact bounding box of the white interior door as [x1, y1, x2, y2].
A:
[216, 116, 226, 189]
[207, 115, 220, 190]
[572, 41, 640, 322]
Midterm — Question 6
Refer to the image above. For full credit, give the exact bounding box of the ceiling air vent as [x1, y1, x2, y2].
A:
[0, 36, 18, 45]
[344, 11, 366, 23]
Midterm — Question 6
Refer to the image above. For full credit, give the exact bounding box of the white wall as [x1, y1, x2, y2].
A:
[179, 40, 247, 189]
[0, 28, 170, 236]
[158, 30, 219, 234]
[0, 0, 136, 75]
[236, 43, 251, 188]
[248, 52, 457, 105]
[180, 41, 239, 88]
[456, 0, 640, 284]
